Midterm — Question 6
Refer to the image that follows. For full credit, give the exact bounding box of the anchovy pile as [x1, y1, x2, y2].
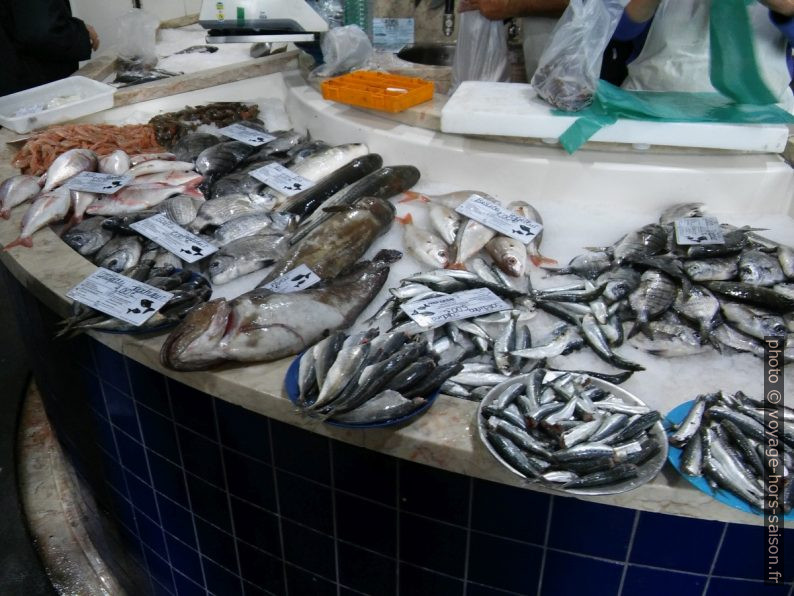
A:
[480, 368, 664, 491]
[57, 263, 212, 336]
[540, 203, 794, 364]
[669, 391, 794, 513]
[295, 331, 462, 425]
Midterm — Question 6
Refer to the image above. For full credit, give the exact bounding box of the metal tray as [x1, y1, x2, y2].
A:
[477, 372, 668, 496]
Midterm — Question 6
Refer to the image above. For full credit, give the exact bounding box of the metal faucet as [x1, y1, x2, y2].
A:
[443, 0, 454, 36]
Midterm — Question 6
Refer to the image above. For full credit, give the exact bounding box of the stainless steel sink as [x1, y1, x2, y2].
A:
[397, 43, 456, 67]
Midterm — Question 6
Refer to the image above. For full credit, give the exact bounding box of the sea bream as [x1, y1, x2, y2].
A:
[396, 213, 449, 269]
[160, 250, 401, 370]
[207, 233, 290, 285]
[4, 186, 71, 249]
[42, 148, 97, 191]
[85, 181, 204, 216]
[0, 175, 41, 218]
[98, 150, 131, 175]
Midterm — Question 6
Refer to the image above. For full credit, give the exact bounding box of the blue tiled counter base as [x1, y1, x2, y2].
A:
[14, 285, 794, 596]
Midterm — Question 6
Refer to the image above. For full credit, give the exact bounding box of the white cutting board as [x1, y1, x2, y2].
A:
[440, 81, 790, 153]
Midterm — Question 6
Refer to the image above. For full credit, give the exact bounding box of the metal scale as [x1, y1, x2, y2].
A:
[199, 0, 329, 43]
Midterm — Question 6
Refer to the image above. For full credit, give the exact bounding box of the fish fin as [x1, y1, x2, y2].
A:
[529, 254, 558, 267]
[395, 213, 413, 225]
[447, 262, 468, 271]
[540, 266, 570, 276]
[372, 249, 403, 265]
[398, 191, 428, 203]
[0, 210, 9, 219]
[3, 236, 32, 250]
[626, 321, 643, 340]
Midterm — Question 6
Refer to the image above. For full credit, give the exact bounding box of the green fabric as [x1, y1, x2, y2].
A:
[557, 81, 794, 154]
[709, 0, 777, 104]
[556, 0, 787, 153]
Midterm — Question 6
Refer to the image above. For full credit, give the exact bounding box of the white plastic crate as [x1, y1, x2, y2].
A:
[0, 76, 116, 134]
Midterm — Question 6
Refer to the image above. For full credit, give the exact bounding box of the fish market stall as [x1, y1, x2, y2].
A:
[1, 69, 793, 595]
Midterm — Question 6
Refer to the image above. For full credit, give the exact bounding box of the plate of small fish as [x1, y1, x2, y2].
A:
[665, 392, 794, 518]
[477, 368, 667, 496]
[284, 329, 461, 428]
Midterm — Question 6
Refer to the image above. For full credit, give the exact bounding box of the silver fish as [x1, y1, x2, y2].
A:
[511, 324, 582, 360]
[153, 194, 205, 226]
[171, 133, 221, 163]
[132, 170, 204, 187]
[544, 251, 612, 280]
[778, 246, 794, 279]
[486, 236, 527, 277]
[213, 212, 297, 246]
[428, 203, 460, 245]
[720, 302, 787, 340]
[129, 153, 176, 166]
[86, 182, 203, 216]
[672, 285, 720, 339]
[451, 193, 500, 266]
[397, 212, 449, 269]
[738, 249, 785, 287]
[331, 390, 426, 424]
[129, 159, 195, 177]
[98, 150, 131, 175]
[659, 202, 705, 225]
[0, 175, 41, 218]
[62, 216, 113, 256]
[630, 321, 705, 357]
[507, 200, 551, 266]
[160, 251, 400, 370]
[42, 148, 97, 191]
[628, 270, 676, 337]
[93, 235, 143, 272]
[189, 193, 276, 231]
[68, 190, 98, 226]
[312, 341, 372, 410]
[611, 223, 668, 264]
[207, 233, 289, 285]
[669, 396, 709, 446]
[4, 187, 71, 249]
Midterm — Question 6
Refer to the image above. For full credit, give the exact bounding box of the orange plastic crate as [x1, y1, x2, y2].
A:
[321, 70, 434, 113]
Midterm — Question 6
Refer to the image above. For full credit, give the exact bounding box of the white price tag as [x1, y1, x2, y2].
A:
[674, 216, 725, 245]
[66, 268, 173, 326]
[249, 163, 315, 197]
[263, 264, 321, 293]
[400, 288, 510, 328]
[65, 172, 133, 194]
[218, 124, 276, 146]
[372, 18, 415, 50]
[130, 214, 218, 263]
[455, 195, 543, 245]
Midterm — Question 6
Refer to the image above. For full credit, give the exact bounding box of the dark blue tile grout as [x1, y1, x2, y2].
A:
[284, 559, 337, 585]
[267, 418, 290, 596]
[327, 441, 341, 596]
[152, 576, 176, 596]
[394, 452, 401, 595]
[461, 476, 474, 596]
[92, 343, 157, 596]
[212, 397, 245, 593]
[173, 569, 206, 593]
[242, 580, 280, 596]
[701, 521, 728, 596]
[535, 494, 554, 596]
[125, 357, 178, 594]
[166, 377, 209, 592]
[616, 509, 641, 596]
[466, 579, 527, 595]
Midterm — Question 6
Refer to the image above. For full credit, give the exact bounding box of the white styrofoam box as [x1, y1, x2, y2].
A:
[0, 76, 116, 134]
[441, 82, 790, 153]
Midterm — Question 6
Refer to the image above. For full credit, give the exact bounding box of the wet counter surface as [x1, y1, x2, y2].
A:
[1, 71, 792, 531]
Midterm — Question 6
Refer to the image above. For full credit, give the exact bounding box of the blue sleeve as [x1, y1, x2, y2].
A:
[613, 12, 653, 42]
[769, 10, 794, 45]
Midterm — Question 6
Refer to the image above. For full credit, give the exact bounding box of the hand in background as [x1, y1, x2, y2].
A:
[458, 0, 518, 21]
[758, 0, 794, 17]
[86, 24, 99, 51]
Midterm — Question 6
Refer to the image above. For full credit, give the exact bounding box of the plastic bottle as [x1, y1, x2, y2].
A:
[343, 0, 373, 39]
[237, 0, 256, 24]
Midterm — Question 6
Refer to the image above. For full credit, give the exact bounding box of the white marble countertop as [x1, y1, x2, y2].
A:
[1, 71, 791, 528]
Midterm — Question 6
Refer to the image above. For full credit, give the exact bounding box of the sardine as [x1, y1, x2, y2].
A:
[0, 175, 41, 218]
[511, 324, 582, 360]
[160, 250, 400, 370]
[330, 390, 426, 424]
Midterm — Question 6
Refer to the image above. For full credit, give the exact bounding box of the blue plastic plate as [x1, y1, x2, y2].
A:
[284, 351, 440, 429]
[666, 400, 793, 520]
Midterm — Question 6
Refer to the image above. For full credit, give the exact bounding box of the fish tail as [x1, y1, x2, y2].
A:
[395, 213, 413, 225]
[529, 254, 558, 267]
[626, 321, 643, 339]
[397, 191, 429, 203]
[540, 266, 570, 276]
[3, 236, 32, 250]
[446, 262, 468, 271]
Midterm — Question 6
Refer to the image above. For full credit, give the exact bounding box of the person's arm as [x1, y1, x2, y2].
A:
[613, 0, 659, 41]
[9, 0, 92, 62]
[458, 0, 568, 21]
